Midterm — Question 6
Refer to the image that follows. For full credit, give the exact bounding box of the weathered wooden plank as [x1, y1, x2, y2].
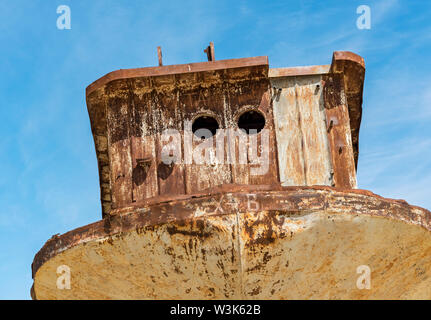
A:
[271, 77, 306, 186]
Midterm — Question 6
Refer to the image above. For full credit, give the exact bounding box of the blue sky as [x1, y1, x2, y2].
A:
[1, 0, 430, 299]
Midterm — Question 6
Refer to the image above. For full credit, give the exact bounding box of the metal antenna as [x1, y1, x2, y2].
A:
[157, 46, 163, 66]
[204, 42, 215, 61]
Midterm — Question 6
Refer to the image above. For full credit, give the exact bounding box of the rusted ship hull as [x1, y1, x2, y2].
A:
[32, 186, 431, 300]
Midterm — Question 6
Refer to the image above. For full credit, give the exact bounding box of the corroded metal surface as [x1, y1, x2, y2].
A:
[86, 52, 365, 217]
[329, 51, 365, 169]
[87, 57, 272, 216]
[32, 186, 431, 300]
[271, 75, 332, 187]
[269, 64, 330, 77]
[323, 72, 357, 189]
[86, 56, 269, 95]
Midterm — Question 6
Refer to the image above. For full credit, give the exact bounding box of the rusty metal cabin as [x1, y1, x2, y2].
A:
[86, 51, 364, 217]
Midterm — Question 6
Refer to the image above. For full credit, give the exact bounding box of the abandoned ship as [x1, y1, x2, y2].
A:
[31, 44, 431, 299]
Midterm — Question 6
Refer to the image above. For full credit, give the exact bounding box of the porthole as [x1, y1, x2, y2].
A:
[237, 110, 265, 134]
[192, 116, 219, 139]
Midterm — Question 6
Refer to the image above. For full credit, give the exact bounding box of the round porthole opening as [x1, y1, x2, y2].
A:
[192, 116, 219, 139]
[237, 110, 265, 134]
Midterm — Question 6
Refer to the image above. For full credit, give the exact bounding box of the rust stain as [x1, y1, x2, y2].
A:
[269, 64, 330, 77]
[32, 185, 431, 278]
[323, 72, 357, 189]
[86, 52, 364, 216]
[31, 186, 431, 300]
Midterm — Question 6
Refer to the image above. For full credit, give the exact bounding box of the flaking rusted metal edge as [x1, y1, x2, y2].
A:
[31, 185, 431, 299]
[86, 56, 269, 96]
[329, 51, 365, 169]
[269, 65, 331, 77]
[268, 52, 364, 169]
